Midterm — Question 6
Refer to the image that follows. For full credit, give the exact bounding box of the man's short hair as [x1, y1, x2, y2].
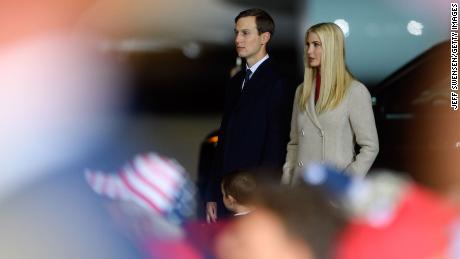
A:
[221, 170, 257, 205]
[235, 8, 275, 37]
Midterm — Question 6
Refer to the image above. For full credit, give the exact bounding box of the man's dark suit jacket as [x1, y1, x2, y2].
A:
[206, 57, 292, 205]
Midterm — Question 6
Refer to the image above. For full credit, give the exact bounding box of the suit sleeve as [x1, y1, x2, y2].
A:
[204, 80, 234, 202]
[281, 86, 301, 185]
[346, 84, 379, 176]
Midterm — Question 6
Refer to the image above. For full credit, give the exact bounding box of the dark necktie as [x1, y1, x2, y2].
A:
[242, 69, 252, 89]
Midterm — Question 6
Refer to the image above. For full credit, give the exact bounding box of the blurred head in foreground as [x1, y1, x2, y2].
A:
[215, 182, 345, 259]
[0, 33, 139, 258]
[0, 2, 140, 258]
[0, 34, 128, 200]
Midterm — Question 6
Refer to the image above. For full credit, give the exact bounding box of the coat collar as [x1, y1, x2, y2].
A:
[240, 57, 271, 92]
[246, 57, 270, 80]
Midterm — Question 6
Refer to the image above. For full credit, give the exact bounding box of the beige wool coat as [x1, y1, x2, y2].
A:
[281, 80, 379, 185]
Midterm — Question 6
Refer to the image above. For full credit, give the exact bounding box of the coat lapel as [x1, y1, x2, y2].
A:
[241, 59, 270, 93]
[305, 82, 323, 130]
[234, 59, 270, 109]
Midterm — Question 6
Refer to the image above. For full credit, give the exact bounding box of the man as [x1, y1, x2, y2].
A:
[206, 8, 292, 222]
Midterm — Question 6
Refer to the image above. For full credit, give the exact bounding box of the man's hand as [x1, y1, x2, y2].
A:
[206, 202, 217, 223]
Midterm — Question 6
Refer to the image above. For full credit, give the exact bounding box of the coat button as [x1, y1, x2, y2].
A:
[301, 129, 305, 136]
[298, 161, 304, 167]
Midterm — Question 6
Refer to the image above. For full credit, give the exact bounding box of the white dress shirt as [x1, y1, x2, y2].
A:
[242, 54, 269, 89]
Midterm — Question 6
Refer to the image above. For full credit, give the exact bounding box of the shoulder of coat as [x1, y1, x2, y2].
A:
[348, 80, 371, 96]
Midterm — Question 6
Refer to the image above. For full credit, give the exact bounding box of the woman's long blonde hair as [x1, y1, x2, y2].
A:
[299, 22, 354, 113]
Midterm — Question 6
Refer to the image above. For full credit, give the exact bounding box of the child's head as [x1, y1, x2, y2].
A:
[221, 170, 257, 213]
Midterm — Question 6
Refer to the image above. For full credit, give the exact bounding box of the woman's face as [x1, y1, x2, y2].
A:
[306, 32, 322, 68]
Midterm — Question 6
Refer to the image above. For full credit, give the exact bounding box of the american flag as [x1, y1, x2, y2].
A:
[85, 153, 196, 225]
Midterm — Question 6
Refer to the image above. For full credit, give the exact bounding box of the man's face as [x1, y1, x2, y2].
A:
[234, 16, 268, 65]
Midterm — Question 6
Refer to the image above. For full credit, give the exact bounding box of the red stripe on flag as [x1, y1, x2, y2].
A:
[120, 169, 163, 214]
[141, 154, 179, 191]
[131, 161, 174, 204]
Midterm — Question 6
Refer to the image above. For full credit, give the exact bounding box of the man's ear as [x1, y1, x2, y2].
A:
[261, 32, 271, 45]
[228, 195, 237, 204]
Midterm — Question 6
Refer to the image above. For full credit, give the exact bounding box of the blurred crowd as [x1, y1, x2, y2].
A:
[0, 2, 458, 259]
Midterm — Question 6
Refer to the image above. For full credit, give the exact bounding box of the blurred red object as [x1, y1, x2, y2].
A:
[335, 184, 460, 259]
[142, 220, 231, 259]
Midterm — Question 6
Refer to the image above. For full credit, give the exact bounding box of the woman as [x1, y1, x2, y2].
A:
[282, 22, 379, 185]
